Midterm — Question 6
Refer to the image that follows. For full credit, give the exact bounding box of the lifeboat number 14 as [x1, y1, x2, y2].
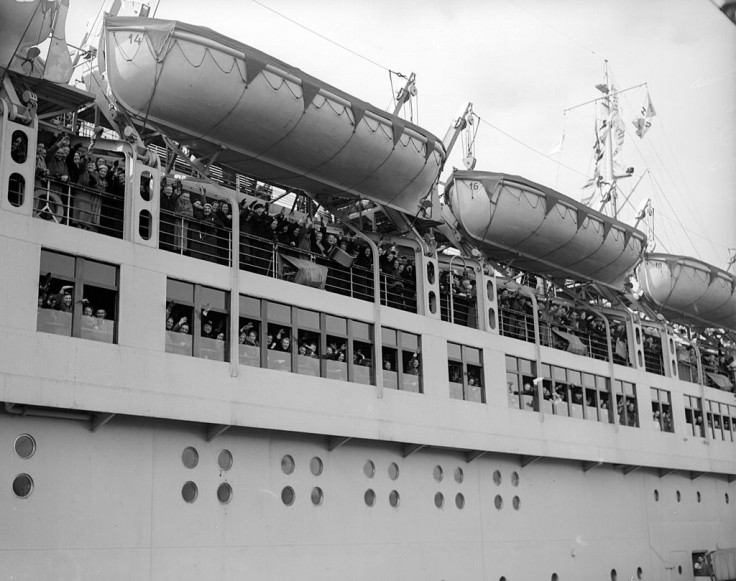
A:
[128, 34, 143, 45]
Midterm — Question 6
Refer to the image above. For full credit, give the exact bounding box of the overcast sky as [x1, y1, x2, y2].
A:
[67, 0, 736, 269]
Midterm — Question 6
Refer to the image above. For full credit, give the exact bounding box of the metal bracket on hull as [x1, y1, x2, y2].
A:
[658, 468, 676, 478]
[402, 444, 426, 458]
[621, 464, 641, 476]
[90, 412, 115, 432]
[520, 455, 541, 467]
[466, 450, 487, 463]
[327, 436, 351, 451]
[582, 461, 603, 472]
[206, 424, 231, 442]
[689, 471, 705, 481]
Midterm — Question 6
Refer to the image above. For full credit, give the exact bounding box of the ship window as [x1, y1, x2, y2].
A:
[428, 290, 437, 314]
[11, 130, 28, 163]
[551, 574, 558, 581]
[8, 173, 25, 207]
[610, 569, 617, 581]
[382, 327, 422, 392]
[297, 308, 320, 330]
[363, 460, 375, 478]
[494, 495, 503, 509]
[281, 455, 295, 475]
[614, 380, 638, 428]
[267, 323, 293, 372]
[454, 467, 464, 484]
[13, 474, 34, 498]
[455, 493, 465, 509]
[217, 483, 232, 504]
[281, 486, 295, 506]
[512, 496, 521, 510]
[505, 356, 537, 412]
[182, 447, 199, 468]
[14, 434, 36, 459]
[684, 395, 705, 438]
[311, 487, 323, 506]
[434, 492, 444, 508]
[389, 490, 400, 507]
[218, 450, 233, 471]
[138, 209, 151, 240]
[427, 261, 435, 285]
[181, 481, 198, 503]
[493, 470, 502, 485]
[511, 471, 519, 487]
[37, 250, 119, 344]
[325, 315, 346, 334]
[267, 301, 292, 324]
[447, 342, 485, 403]
[364, 489, 376, 506]
[310, 457, 323, 476]
[650, 387, 674, 433]
[139, 170, 153, 202]
[388, 462, 400, 480]
[433, 465, 443, 482]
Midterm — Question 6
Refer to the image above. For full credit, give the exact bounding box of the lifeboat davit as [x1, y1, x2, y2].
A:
[444, 171, 647, 289]
[637, 253, 736, 331]
[101, 17, 446, 215]
[0, 0, 55, 69]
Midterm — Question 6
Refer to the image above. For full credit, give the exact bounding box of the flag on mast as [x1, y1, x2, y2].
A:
[632, 92, 656, 138]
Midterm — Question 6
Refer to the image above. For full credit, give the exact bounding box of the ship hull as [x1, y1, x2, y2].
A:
[3, 412, 733, 581]
[637, 253, 736, 331]
[445, 171, 647, 289]
[101, 17, 445, 215]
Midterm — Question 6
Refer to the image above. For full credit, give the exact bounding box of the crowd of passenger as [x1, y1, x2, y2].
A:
[37, 274, 110, 329]
[34, 131, 125, 235]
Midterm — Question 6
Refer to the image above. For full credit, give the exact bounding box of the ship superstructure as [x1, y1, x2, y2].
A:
[1, 3, 735, 580]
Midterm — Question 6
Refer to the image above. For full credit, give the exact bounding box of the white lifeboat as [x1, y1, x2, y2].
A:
[0, 0, 55, 70]
[637, 253, 736, 331]
[444, 171, 647, 289]
[101, 17, 446, 215]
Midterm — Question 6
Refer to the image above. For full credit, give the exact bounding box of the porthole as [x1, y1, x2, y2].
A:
[364, 488, 376, 507]
[488, 307, 497, 330]
[363, 460, 375, 478]
[311, 487, 323, 506]
[434, 492, 444, 508]
[493, 470, 502, 485]
[281, 486, 295, 506]
[636, 567, 643, 580]
[281, 454, 295, 475]
[427, 261, 436, 284]
[454, 467, 464, 484]
[676, 490, 681, 502]
[611, 569, 617, 581]
[8, 173, 25, 207]
[182, 446, 199, 469]
[428, 290, 437, 314]
[389, 490, 400, 507]
[14, 434, 36, 459]
[12, 474, 33, 498]
[726, 493, 730, 504]
[10, 130, 28, 163]
[433, 465, 443, 482]
[486, 280, 494, 301]
[388, 462, 399, 480]
[500, 577, 507, 581]
[139, 170, 152, 201]
[512, 495, 521, 510]
[552, 574, 559, 581]
[138, 209, 151, 240]
[678, 565, 683, 574]
[181, 481, 198, 503]
[310, 456, 323, 476]
[654, 489, 659, 501]
[696, 491, 701, 503]
[511, 471, 519, 487]
[218, 450, 233, 471]
[455, 493, 465, 509]
[494, 494, 503, 510]
[217, 483, 232, 504]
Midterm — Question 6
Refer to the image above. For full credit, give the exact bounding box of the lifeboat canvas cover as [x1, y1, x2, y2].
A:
[445, 171, 647, 289]
[637, 253, 736, 331]
[101, 17, 446, 216]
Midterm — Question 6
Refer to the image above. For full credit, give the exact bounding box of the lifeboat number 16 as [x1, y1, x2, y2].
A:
[468, 181, 481, 198]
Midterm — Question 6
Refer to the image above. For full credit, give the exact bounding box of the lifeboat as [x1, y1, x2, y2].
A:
[637, 253, 736, 331]
[101, 17, 446, 215]
[444, 171, 647, 289]
[0, 1, 55, 70]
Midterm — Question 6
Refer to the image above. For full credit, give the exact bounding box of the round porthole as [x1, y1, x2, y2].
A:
[364, 489, 376, 507]
[636, 567, 643, 580]
[433, 465, 443, 482]
[434, 492, 444, 508]
[181, 481, 198, 503]
[493, 470, 502, 485]
[512, 496, 521, 510]
[310, 456, 323, 476]
[281, 486, 295, 506]
[14, 434, 36, 459]
[455, 493, 465, 509]
[217, 483, 232, 504]
[363, 460, 375, 478]
[389, 490, 400, 507]
[511, 471, 519, 487]
[218, 450, 233, 471]
[551, 574, 559, 581]
[181, 447, 198, 469]
[494, 495, 503, 510]
[12, 474, 33, 498]
[454, 467, 464, 484]
[311, 487, 323, 506]
[281, 455, 295, 475]
[611, 569, 617, 581]
[388, 462, 399, 480]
